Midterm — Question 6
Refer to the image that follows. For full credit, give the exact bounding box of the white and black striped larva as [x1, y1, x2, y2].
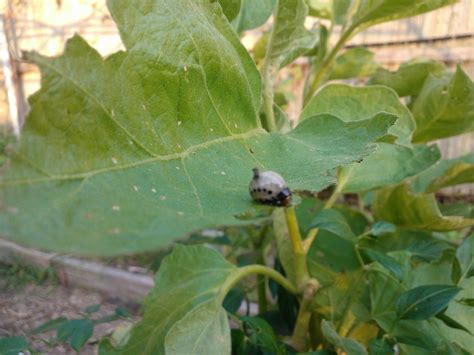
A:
[249, 168, 292, 207]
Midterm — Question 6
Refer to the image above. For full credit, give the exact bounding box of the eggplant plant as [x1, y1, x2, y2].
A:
[1, 0, 473, 353]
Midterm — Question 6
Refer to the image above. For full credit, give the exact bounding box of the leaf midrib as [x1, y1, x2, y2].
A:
[3, 129, 265, 186]
[398, 287, 457, 318]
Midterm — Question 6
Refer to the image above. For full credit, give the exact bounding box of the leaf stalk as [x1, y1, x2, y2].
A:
[218, 264, 298, 304]
[284, 205, 308, 290]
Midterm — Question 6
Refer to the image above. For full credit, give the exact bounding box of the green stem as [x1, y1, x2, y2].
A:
[218, 265, 298, 303]
[284, 206, 308, 289]
[260, 4, 280, 132]
[304, 25, 357, 105]
[290, 279, 320, 351]
[256, 250, 268, 313]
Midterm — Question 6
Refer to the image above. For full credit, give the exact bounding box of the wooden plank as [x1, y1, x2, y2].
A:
[0, 239, 154, 302]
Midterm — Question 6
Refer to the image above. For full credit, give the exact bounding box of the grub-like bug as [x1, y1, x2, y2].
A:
[249, 168, 292, 207]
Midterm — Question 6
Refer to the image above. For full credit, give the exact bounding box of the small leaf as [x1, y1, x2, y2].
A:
[367, 59, 445, 97]
[351, 0, 457, 29]
[435, 312, 472, 334]
[374, 183, 474, 231]
[164, 300, 231, 355]
[368, 338, 394, 355]
[452, 236, 473, 285]
[32, 316, 68, 334]
[57, 319, 94, 351]
[361, 248, 404, 280]
[0, 336, 29, 355]
[457, 298, 474, 307]
[84, 304, 101, 314]
[263, 0, 316, 70]
[307, 209, 356, 240]
[301, 84, 415, 146]
[321, 320, 368, 355]
[412, 66, 474, 143]
[339, 143, 440, 193]
[329, 48, 378, 80]
[214, 0, 241, 21]
[223, 288, 245, 314]
[411, 153, 474, 193]
[233, 0, 275, 32]
[241, 316, 283, 354]
[396, 285, 461, 320]
[367, 221, 396, 236]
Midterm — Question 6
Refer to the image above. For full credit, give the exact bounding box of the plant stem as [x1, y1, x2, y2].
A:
[290, 278, 320, 351]
[304, 25, 357, 105]
[260, 4, 279, 132]
[256, 250, 268, 313]
[218, 264, 298, 303]
[284, 205, 308, 289]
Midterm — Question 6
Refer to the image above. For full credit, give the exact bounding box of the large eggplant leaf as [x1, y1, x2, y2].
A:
[367, 59, 446, 97]
[351, 0, 457, 30]
[373, 183, 474, 231]
[123, 245, 234, 354]
[328, 48, 378, 80]
[411, 153, 474, 193]
[301, 84, 415, 146]
[0, 1, 395, 256]
[411, 66, 474, 143]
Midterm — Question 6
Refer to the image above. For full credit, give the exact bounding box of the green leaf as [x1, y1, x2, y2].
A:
[0, 336, 29, 355]
[368, 268, 463, 353]
[368, 339, 394, 355]
[307, 209, 362, 272]
[361, 248, 404, 280]
[339, 143, 440, 193]
[32, 316, 68, 334]
[435, 312, 471, 334]
[313, 271, 371, 332]
[241, 316, 284, 353]
[306, 0, 332, 19]
[57, 319, 94, 351]
[264, 0, 315, 69]
[321, 320, 368, 355]
[214, 0, 241, 21]
[301, 84, 415, 146]
[329, 48, 378, 80]
[233, 0, 276, 32]
[411, 153, 474, 193]
[332, 0, 358, 25]
[361, 230, 452, 262]
[373, 183, 474, 231]
[396, 285, 461, 320]
[0, 0, 396, 256]
[411, 66, 474, 143]
[123, 245, 235, 354]
[367, 221, 396, 236]
[308, 209, 356, 240]
[164, 300, 231, 354]
[351, 0, 457, 30]
[223, 288, 245, 313]
[367, 59, 446, 97]
[452, 236, 473, 285]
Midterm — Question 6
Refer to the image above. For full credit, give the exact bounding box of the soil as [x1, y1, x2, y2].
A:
[0, 269, 139, 354]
